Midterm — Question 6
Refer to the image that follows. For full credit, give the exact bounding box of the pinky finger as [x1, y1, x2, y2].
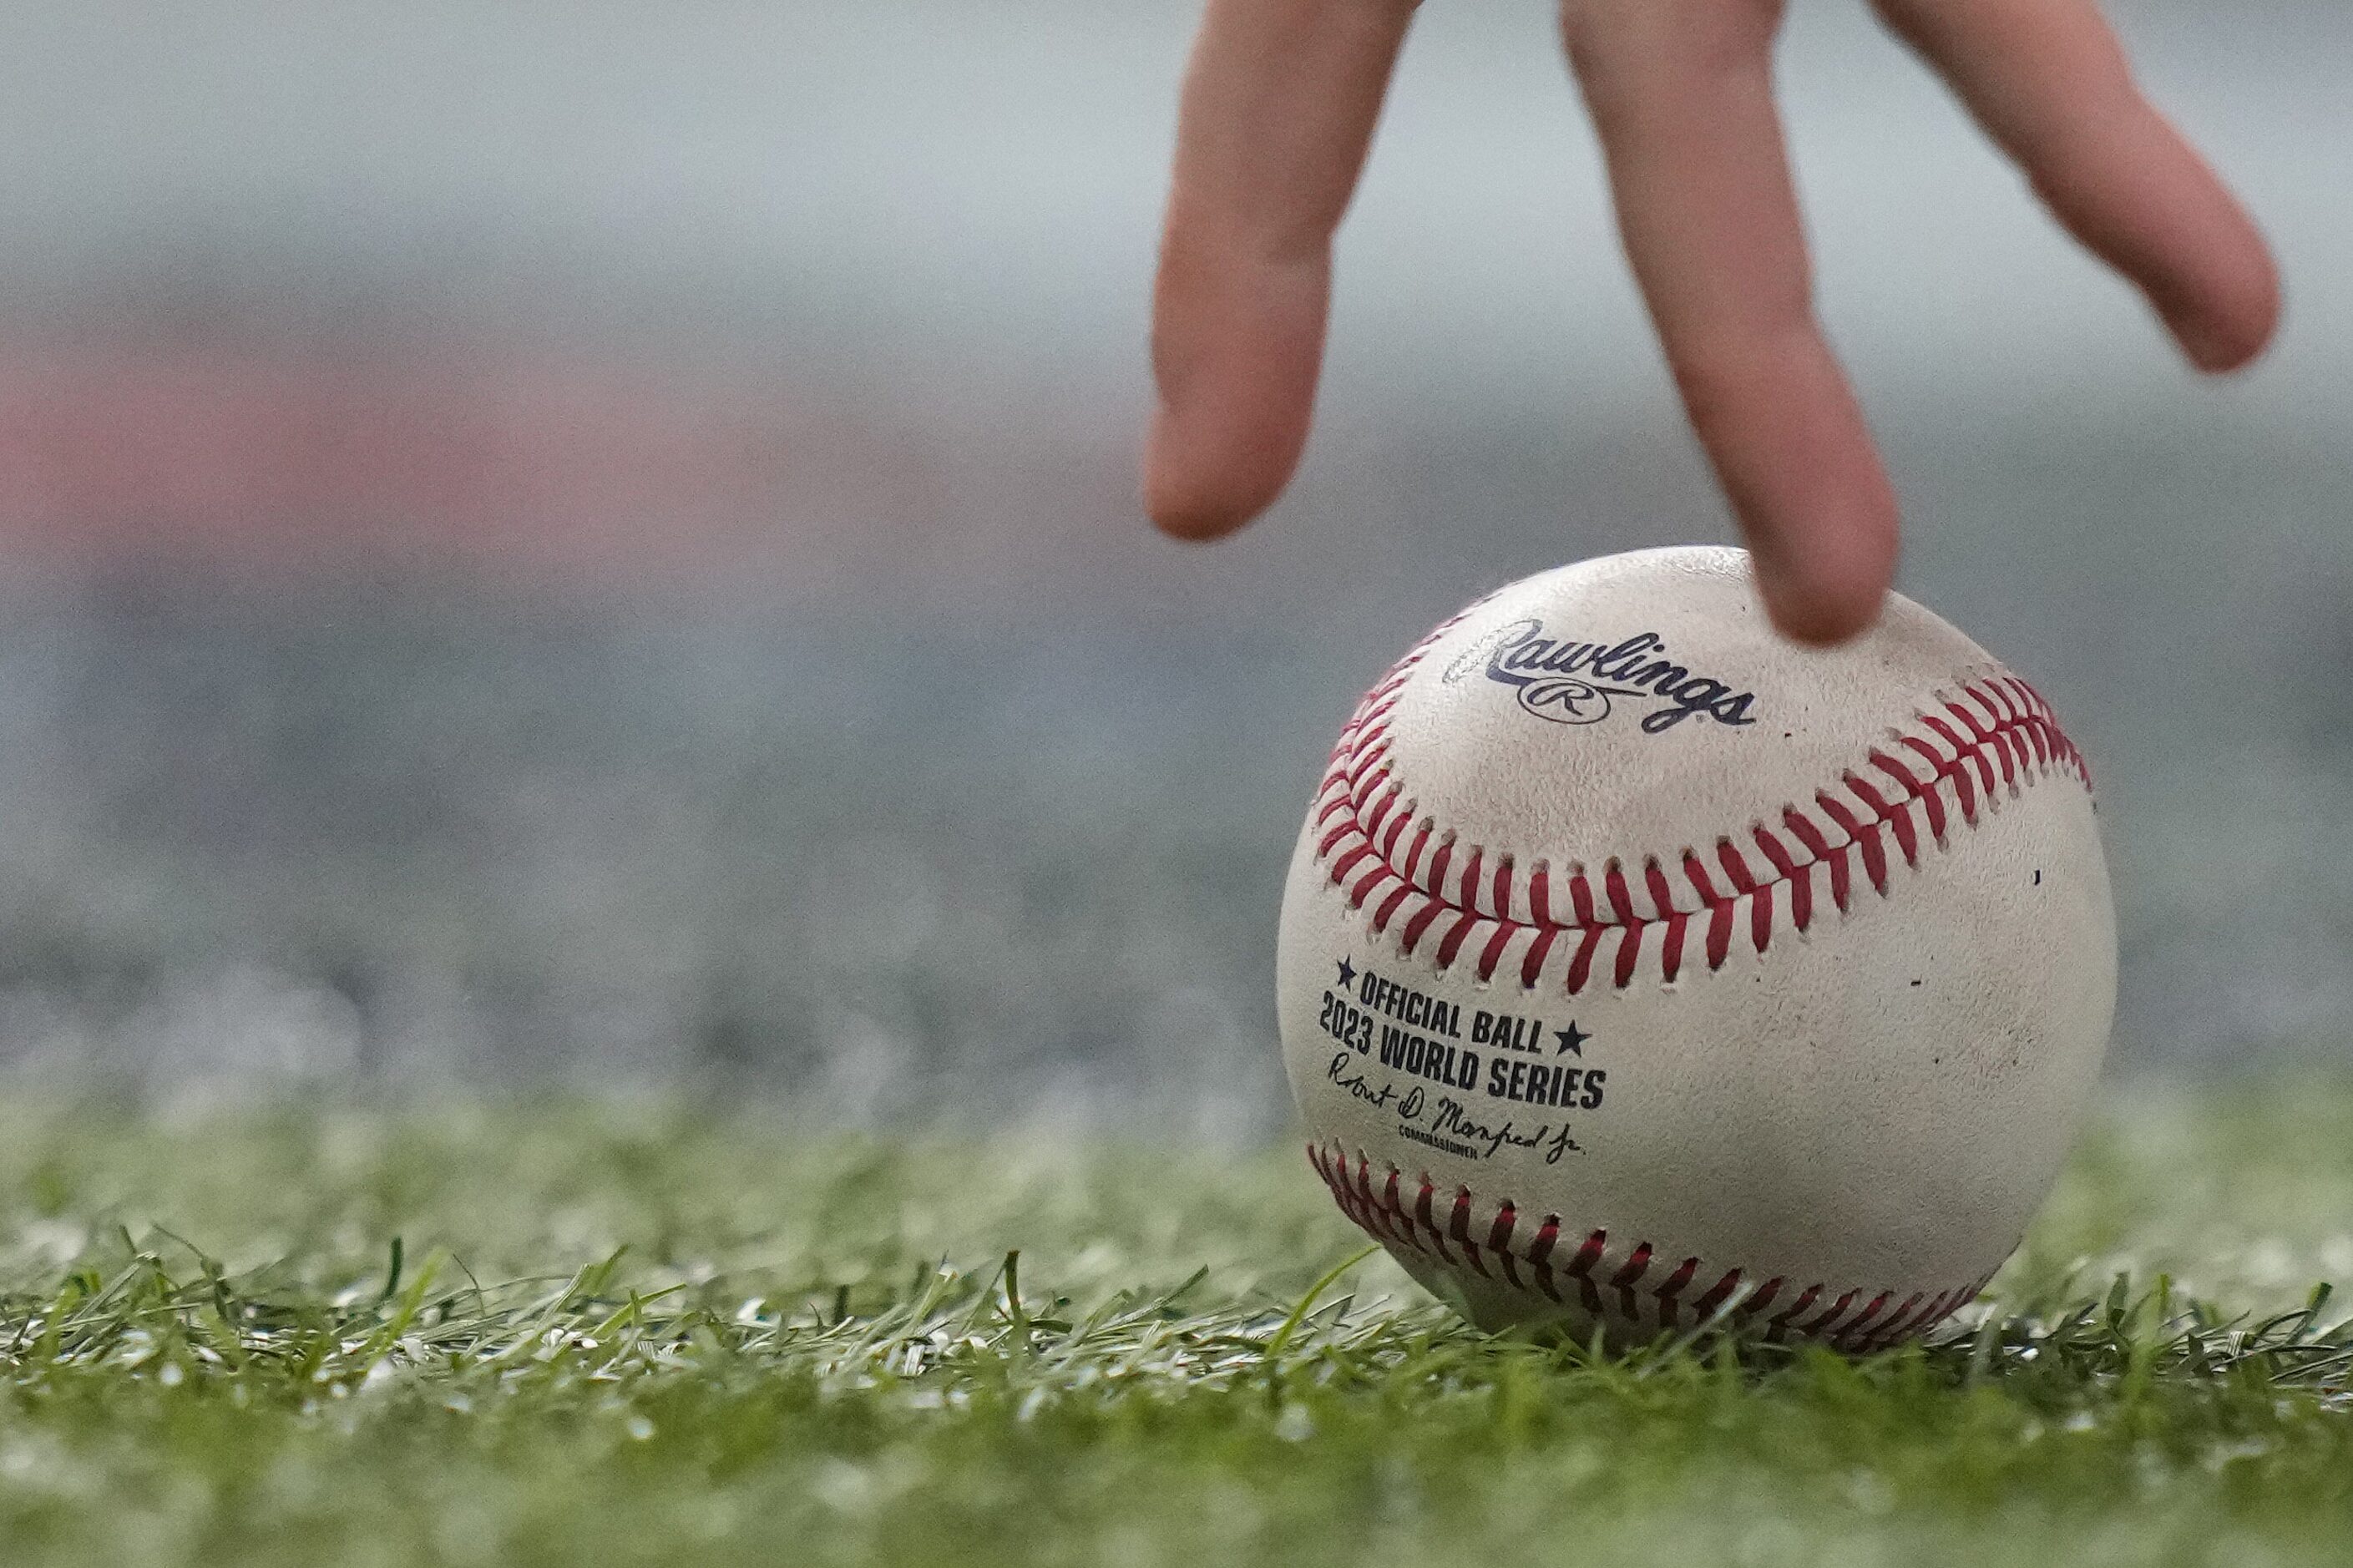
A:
[1874, 0, 2280, 372]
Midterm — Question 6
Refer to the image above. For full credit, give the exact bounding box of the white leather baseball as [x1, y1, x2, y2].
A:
[1278, 547, 2115, 1347]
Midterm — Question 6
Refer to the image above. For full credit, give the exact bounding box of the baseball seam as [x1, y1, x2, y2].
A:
[1313, 625, 2091, 993]
[1308, 1140, 1996, 1348]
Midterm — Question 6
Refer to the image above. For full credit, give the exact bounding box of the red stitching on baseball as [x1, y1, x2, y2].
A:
[1400, 898, 1445, 954]
[1478, 921, 1520, 986]
[1564, 927, 1605, 994]
[1653, 902, 1686, 983]
[1449, 1188, 1489, 1277]
[1321, 656, 2088, 994]
[1692, 1268, 1743, 1320]
[1643, 858, 1677, 922]
[1839, 1291, 1894, 1347]
[1609, 1242, 1654, 1322]
[1796, 1289, 1860, 1339]
[1604, 862, 1637, 923]
[1489, 1202, 1522, 1292]
[1562, 1228, 1607, 1317]
[1859, 1291, 1927, 1351]
[1611, 921, 1646, 989]
[1526, 1214, 1564, 1304]
[1435, 912, 1480, 970]
[1308, 1145, 1984, 1346]
[1767, 1284, 1821, 1343]
[1652, 1256, 1698, 1328]
[1681, 849, 1721, 904]
[1415, 1178, 1450, 1265]
[1519, 927, 1556, 989]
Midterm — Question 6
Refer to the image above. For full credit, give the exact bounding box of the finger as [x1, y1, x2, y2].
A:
[1874, 0, 2280, 372]
[1146, 0, 1419, 540]
[1563, 0, 1898, 644]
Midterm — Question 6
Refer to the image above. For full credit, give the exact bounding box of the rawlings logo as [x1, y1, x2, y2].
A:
[1441, 619, 1758, 734]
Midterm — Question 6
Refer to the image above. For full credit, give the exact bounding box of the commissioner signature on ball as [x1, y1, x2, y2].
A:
[1441, 618, 1758, 734]
[1328, 1054, 1582, 1164]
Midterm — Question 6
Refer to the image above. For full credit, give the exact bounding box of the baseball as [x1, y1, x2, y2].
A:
[1278, 546, 2116, 1348]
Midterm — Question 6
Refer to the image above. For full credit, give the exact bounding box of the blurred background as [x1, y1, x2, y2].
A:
[0, 0, 2340, 1131]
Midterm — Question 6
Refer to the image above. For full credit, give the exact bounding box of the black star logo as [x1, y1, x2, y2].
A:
[1554, 1022, 1589, 1056]
[1335, 957, 1357, 990]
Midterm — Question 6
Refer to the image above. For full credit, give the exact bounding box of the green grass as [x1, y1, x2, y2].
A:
[0, 1083, 2350, 1565]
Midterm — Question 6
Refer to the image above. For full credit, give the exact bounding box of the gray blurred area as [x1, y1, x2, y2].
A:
[0, 2, 2343, 1126]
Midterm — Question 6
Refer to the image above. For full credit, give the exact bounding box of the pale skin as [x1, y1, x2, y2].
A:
[1144, 0, 2281, 644]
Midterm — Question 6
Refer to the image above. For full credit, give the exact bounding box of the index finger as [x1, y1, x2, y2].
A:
[1873, 0, 2280, 373]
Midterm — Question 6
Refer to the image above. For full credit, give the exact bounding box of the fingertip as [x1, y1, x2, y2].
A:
[1746, 490, 1900, 648]
[2168, 238, 2283, 376]
[1754, 551, 1891, 646]
[1141, 410, 1278, 542]
[1143, 473, 1254, 543]
[1147, 503, 1252, 544]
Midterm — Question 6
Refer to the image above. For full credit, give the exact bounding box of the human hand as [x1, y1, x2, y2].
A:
[1142, 0, 2280, 643]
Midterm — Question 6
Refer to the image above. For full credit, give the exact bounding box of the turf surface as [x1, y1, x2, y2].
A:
[0, 1083, 2348, 1565]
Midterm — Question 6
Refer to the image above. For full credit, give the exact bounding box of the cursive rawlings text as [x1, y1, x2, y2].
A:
[1443, 619, 1758, 734]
